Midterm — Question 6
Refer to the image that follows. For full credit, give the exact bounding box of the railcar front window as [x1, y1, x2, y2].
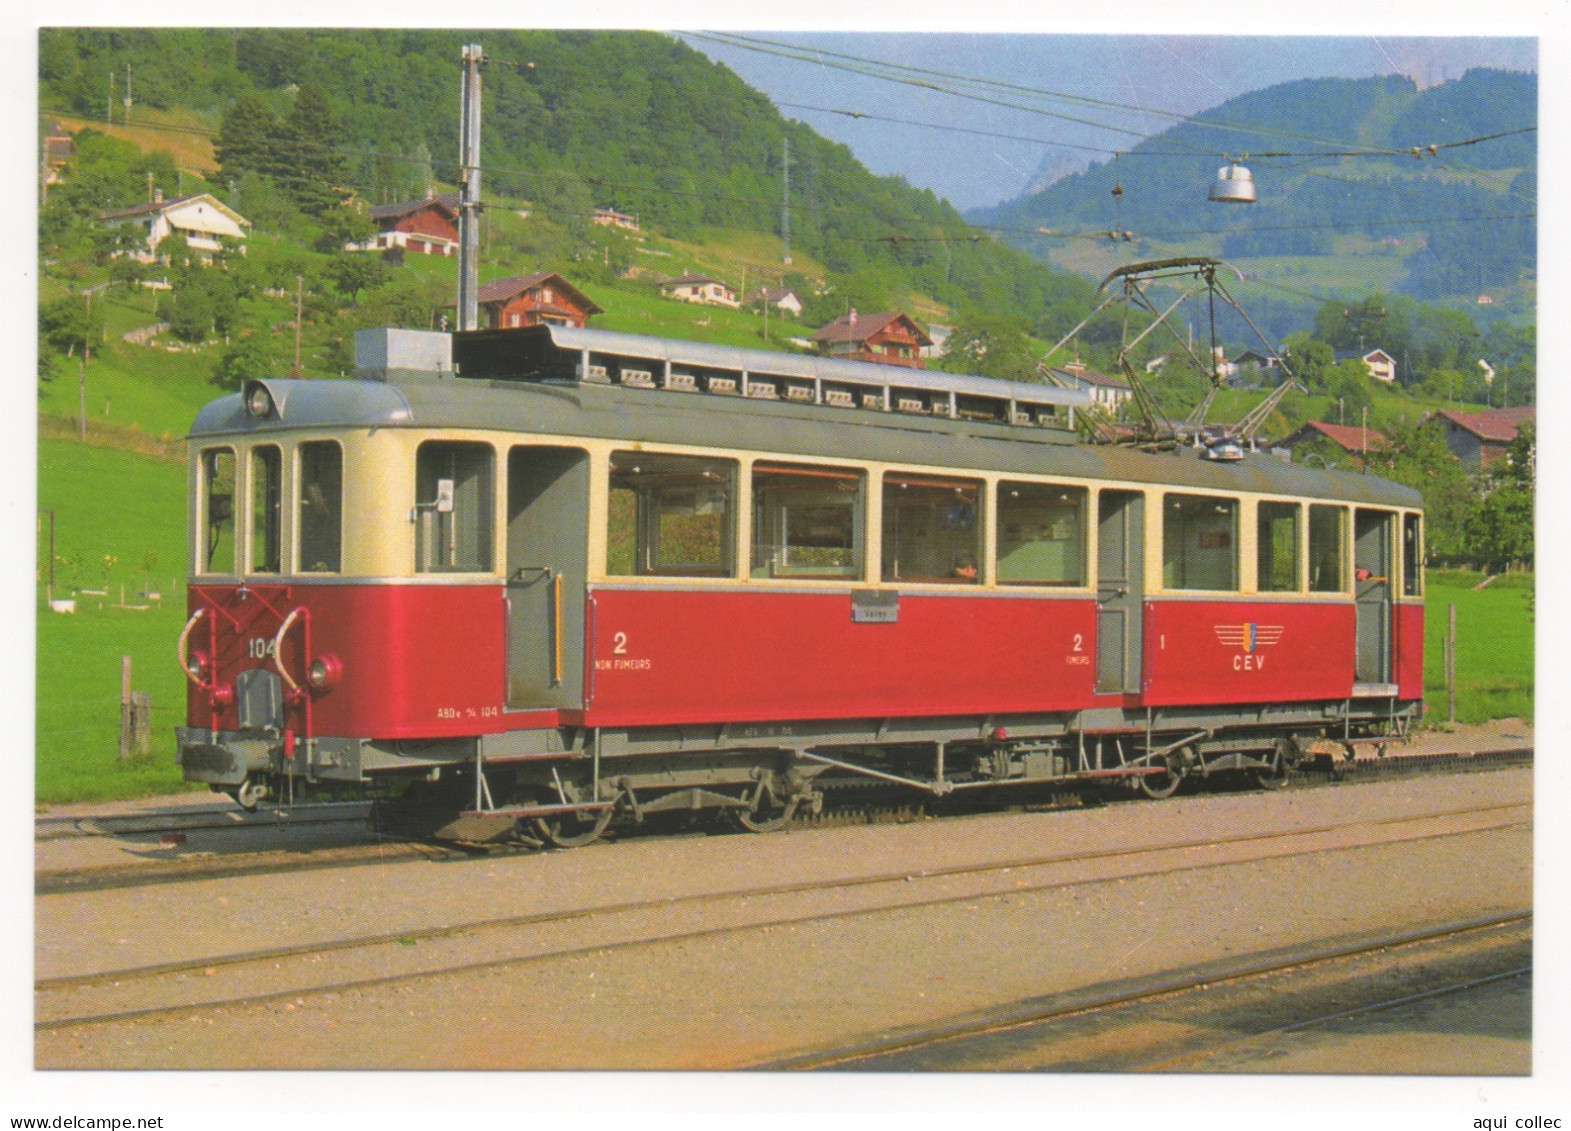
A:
[1163, 494, 1238, 591]
[996, 481, 1086, 586]
[249, 445, 282, 574]
[199, 448, 235, 574]
[752, 463, 863, 579]
[1257, 501, 1300, 593]
[415, 441, 494, 573]
[607, 452, 736, 577]
[1309, 504, 1348, 593]
[298, 441, 343, 573]
[882, 474, 982, 584]
[1403, 513, 1423, 597]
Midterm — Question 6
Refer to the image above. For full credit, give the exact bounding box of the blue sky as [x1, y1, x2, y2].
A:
[682, 33, 1538, 211]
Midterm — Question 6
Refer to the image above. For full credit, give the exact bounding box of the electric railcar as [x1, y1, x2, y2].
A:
[177, 324, 1424, 845]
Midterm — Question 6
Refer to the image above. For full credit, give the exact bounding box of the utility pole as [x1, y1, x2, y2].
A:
[78, 289, 93, 441]
[292, 275, 303, 377]
[456, 43, 484, 332]
[781, 137, 792, 267]
[123, 61, 132, 125]
[108, 70, 115, 124]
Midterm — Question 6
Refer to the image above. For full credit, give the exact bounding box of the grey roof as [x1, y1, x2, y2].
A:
[528, 323, 1091, 409]
[188, 373, 1419, 510]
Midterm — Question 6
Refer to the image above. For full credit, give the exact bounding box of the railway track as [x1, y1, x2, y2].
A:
[33, 747, 1532, 897]
[32, 799, 371, 843]
[756, 910, 1532, 1071]
[35, 797, 1531, 1036]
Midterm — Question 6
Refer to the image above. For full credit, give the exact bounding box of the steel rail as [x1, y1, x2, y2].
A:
[34, 750, 1531, 895]
[35, 802, 1531, 1033]
[755, 910, 1532, 1070]
[1125, 959, 1532, 1073]
[33, 802, 372, 843]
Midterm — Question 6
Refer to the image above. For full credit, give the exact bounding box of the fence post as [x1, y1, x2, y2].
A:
[119, 655, 153, 760]
[119, 655, 132, 759]
[1446, 603, 1458, 726]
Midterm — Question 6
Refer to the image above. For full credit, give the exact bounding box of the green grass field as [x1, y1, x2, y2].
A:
[37, 439, 193, 803]
[1423, 581, 1534, 725]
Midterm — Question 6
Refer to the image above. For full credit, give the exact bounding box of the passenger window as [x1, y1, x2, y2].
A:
[1163, 494, 1238, 591]
[249, 445, 282, 574]
[1403, 513, 1423, 597]
[199, 447, 235, 574]
[882, 474, 982, 584]
[1309, 504, 1348, 593]
[607, 452, 736, 577]
[752, 462, 863, 579]
[415, 441, 494, 573]
[1257, 501, 1300, 593]
[996, 481, 1086, 586]
[298, 441, 343, 573]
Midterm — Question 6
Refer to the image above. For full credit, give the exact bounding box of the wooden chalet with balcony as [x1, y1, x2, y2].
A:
[477, 273, 603, 330]
[811, 311, 932, 369]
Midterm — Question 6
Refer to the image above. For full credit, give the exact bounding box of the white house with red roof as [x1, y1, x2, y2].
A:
[1047, 363, 1132, 411]
[100, 191, 250, 262]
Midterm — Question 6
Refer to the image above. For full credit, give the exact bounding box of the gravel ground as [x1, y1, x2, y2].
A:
[35, 765, 1531, 1070]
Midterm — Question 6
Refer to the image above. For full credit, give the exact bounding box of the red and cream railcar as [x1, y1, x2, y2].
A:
[177, 325, 1424, 842]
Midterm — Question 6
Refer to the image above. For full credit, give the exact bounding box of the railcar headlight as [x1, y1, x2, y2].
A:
[186, 650, 211, 683]
[244, 381, 275, 419]
[210, 683, 235, 709]
[308, 654, 343, 691]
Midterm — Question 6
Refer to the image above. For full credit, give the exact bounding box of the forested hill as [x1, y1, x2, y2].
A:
[38, 28, 1094, 332]
[969, 69, 1536, 302]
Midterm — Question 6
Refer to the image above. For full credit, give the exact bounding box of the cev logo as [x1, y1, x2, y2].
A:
[1214, 623, 1284, 670]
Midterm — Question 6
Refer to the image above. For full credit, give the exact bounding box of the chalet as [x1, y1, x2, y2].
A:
[1048, 363, 1132, 412]
[1232, 348, 1281, 372]
[742, 287, 803, 318]
[476, 273, 602, 331]
[592, 207, 639, 232]
[1430, 406, 1534, 468]
[663, 274, 739, 308]
[1279, 419, 1389, 465]
[811, 311, 932, 369]
[1334, 347, 1397, 383]
[100, 191, 249, 263]
[353, 192, 459, 256]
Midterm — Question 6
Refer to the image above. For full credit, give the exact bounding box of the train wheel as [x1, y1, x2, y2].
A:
[532, 805, 613, 849]
[728, 780, 799, 833]
[1255, 739, 1297, 790]
[1137, 753, 1185, 800]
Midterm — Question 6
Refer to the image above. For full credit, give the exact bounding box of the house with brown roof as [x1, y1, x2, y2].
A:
[592, 207, 639, 232]
[100, 191, 250, 263]
[1279, 419, 1390, 465]
[477, 273, 602, 330]
[352, 192, 460, 256]
[811, 311, 932, 369]
[1047, 363, 1132, 412]
[1431, 406, 1534, 467]
[662, 274, 739, 308]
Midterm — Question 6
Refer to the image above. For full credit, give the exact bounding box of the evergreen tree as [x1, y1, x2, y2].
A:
[275, 85, 346, 218]
[216, 93, 282, 183]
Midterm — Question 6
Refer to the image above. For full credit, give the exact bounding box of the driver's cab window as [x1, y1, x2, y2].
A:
[199, 447, 236, 574]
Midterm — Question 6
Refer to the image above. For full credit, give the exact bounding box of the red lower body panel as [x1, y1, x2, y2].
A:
[187, 584, 522, 740]
[1396, 601, 1425, 700]
[583, 588, 1099, 728]
[1143, 599, 1357, 706]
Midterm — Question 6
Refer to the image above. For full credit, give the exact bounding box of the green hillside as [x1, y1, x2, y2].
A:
[972, 69, 1536, 317]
